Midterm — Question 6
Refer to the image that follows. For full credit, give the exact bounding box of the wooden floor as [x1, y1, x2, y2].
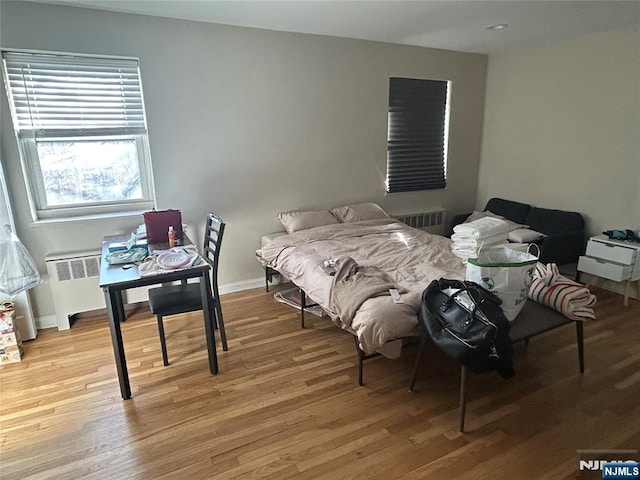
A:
[0, 285, 638, 479]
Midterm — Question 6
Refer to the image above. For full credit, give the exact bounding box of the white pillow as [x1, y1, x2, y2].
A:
[330, 203, 390, 223]
[508, 228, 546, 243]
[277, 210, 339, 234]
[466, 210, 528, 232]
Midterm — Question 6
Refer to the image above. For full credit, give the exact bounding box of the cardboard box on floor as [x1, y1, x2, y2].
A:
[0, 305, 24, 365]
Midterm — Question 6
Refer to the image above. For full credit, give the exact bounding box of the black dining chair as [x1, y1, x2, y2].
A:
[148, 212, 228, 366]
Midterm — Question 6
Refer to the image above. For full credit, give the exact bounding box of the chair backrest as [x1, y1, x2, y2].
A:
[202, 213, 225, 290]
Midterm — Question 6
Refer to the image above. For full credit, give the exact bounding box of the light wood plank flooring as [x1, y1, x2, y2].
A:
[1, 285, 638, 479]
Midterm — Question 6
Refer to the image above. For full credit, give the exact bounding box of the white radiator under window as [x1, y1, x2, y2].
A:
[45, 250, 149, 330]
[394, 208, 447, 235]
[45, 250, 103, 330]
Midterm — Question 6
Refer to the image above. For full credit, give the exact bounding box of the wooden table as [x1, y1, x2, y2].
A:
[99, 234, 218, 400]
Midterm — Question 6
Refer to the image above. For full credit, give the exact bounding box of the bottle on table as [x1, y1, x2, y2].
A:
[168, 226, 176, 248]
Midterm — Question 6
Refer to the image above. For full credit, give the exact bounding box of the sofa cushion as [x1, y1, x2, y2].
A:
[525, 207, 585, 235]
[485, 198, 531, 225]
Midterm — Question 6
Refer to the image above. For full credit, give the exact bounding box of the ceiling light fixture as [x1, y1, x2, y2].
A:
[486, 23, 509, 31]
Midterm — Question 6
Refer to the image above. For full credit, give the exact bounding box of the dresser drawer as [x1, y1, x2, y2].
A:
[578, 256, 633, 282]
[585, 240, 637, 265]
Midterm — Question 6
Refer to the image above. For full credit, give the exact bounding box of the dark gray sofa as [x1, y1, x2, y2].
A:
[450, 197, 586, 266]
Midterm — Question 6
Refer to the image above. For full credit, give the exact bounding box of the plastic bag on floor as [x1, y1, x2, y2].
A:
[0, 225, 41, 296]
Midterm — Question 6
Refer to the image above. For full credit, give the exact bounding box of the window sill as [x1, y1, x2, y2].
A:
[30, 209, 149, 227]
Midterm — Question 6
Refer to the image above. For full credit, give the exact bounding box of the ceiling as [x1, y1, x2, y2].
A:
[26, 0, 640, 54]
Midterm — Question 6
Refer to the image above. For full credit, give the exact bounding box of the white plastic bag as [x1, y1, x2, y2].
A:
[465, 245, 538, 321]
[0, 225, 41, 296]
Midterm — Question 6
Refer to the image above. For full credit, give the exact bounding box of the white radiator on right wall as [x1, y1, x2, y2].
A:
[394, 209, 447, 235]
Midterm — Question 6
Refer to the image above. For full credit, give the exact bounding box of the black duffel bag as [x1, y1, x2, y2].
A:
[418, 278, 514, 378]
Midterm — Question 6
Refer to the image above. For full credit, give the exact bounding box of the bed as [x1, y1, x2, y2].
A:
[256, 203, 466, 379]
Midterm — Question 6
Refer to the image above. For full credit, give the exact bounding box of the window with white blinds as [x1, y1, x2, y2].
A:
[3, 52, 146, 137]
[1, 50, 155, 220]
[386, 77, 450, 194]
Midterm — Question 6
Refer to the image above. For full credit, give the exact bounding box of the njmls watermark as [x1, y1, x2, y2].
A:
[577, 450, 639, 479]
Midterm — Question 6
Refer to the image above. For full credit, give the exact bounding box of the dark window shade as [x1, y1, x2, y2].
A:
[386, 77, 448, 193]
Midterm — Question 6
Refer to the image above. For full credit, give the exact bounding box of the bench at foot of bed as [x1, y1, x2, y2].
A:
[409, 300, 585, 432]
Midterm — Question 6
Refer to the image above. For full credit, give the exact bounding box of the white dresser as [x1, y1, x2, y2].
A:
[578, 234, 640, 306]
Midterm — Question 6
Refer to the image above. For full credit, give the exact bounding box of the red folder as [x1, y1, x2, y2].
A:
[143, 209, 183, 244]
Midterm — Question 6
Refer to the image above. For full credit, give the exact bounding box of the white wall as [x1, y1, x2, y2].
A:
[478, 23, 640, 236]
[0, 1, 487, 321]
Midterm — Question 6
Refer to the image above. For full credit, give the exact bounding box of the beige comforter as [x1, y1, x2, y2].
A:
[256, 219, 465, 357]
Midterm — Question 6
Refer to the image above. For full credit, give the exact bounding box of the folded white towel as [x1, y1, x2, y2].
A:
[452, 245, 477, 257]
[451, 232, 507, 263]
[453, 217, 511, 239]
[451, 231, 508, 247]
[451, 232, 509, 263]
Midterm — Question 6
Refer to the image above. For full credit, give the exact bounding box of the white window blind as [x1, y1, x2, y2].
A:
[3, 52, 146, 138]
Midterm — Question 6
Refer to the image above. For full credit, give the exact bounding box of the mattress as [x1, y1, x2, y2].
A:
[256, 218, 465, 357]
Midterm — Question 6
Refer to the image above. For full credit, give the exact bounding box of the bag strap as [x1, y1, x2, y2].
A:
[436, 278, 501, 306]
[527, 243, 541, 258]
[463, 281, 502, 306]
[435, 278, 504, 331]
[437, 278, 466, 291]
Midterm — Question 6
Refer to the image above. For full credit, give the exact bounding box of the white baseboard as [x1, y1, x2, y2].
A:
[34, 276, 272, 332]
[36, 314, 58, 330]
[218, 277, 266, 295]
